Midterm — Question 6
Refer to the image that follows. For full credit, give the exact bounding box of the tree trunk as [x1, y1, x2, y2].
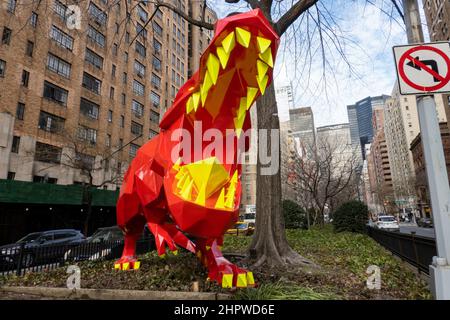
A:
[83, 186, 93, 236]
[249, 83, 315, 268]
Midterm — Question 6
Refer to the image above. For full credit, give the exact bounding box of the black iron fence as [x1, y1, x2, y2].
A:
[0, 237, 154, 276]
[367, 227, 437, 274]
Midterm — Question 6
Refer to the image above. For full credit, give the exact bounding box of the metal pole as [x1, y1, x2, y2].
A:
[402, 0, 450, 299]
[417, 96, 450, 299]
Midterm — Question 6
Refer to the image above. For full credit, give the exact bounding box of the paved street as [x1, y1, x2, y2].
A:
[399, 225, 435, 239]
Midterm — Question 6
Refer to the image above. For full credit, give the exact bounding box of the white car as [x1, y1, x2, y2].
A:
[376, 216, 400, 232]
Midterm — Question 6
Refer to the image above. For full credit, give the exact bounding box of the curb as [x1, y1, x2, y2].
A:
[0, 286, 232, 300]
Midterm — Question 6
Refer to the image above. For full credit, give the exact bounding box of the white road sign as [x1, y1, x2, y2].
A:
[393, 42, 450, 95]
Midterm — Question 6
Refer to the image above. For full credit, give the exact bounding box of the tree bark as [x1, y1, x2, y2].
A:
[249, 83, 315, 268]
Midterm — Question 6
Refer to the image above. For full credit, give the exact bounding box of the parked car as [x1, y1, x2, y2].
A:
[0, 229, 86, 269]
[64, 226, 155, 262]
[376, 216, 400, 232]
[417, 217, 434, 228]
[226, 222, 255, 236]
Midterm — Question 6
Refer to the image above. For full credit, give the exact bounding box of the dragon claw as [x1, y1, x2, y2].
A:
[113, 259, 140, 271]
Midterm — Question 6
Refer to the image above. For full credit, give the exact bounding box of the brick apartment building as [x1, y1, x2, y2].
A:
[0, 0, 216, 189]
[0, 0, 217, 241]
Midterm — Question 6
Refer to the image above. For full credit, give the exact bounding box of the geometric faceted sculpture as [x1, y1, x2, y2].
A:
[114, 9, 279, 289]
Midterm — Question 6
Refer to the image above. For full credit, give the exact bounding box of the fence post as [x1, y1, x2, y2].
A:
[16, 242, 25, 276]
[411, 231, 420, 273]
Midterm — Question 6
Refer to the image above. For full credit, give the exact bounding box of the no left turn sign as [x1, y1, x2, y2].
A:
[393, 42, 450, 95]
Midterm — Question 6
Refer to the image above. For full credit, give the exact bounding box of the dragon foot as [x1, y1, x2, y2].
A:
[114, 257, 140, 271]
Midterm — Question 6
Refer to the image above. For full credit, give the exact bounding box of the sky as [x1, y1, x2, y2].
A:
[207, 0, 429, 127]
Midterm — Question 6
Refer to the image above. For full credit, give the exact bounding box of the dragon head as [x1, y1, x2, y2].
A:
[160, 9, 280, 137]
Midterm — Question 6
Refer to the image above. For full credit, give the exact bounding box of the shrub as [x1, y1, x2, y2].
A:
[282, 199, 307, 229]
[332, 200, 368, 233]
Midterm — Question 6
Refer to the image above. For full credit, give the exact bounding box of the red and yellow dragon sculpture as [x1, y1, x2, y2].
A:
[114, 9, 279, 288]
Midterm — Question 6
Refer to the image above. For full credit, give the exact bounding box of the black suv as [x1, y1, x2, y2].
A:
[0, 229, 86, 269]
[64, 226, 155, 262]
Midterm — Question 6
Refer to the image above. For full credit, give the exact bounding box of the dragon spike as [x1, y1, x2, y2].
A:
[201, 72, 213, 106]
[221, 32, 236, 54]
[216, 46, 230, 69]
[257, 59, 269, 81]
[238, 97, 247, 119]
[235, 27, 251, 48]
[206, 53, 220, 85]
[234, 114, 246, 138]
[196, 183, 207, 206]
[246, 87, 259, 110]
[224, 185, 236, 208]
[181, 179, 194, 200]
[259, 48, 274, 68]
[186, 96, 194, 114]
[257, 36, 272, 53]
[215, 187, 226, 209]
[192, 92, 201, 111]
[176, 172, 188, 190]
[173, 158, 182, 171]
[231, 170, 238, 184]
[257, 74, 269, 95]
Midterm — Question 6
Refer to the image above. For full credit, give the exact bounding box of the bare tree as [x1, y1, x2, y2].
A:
[294, 135, 361, 225]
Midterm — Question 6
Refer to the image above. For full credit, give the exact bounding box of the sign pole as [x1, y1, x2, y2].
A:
[416, 96, 450, 299]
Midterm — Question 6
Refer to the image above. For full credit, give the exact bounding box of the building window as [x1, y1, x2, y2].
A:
[121, 93, 126, 105]
[133, 80, 145, 96]
[152, 21, 163, 36]
[150, 91, 160, 108]
[129, 143, 139, 157]
[33, 176, 58, 184]
[80, 98, 99, 120]
[136, 23, 147, 39]
[82, 72, 101, 94]
[135, 41, 146, 58]
[152, 56, 162, 72]
[124, 51, 128, 63]
[7, 172, 15, 180]
[35, 142, 62, 164]
[151, 73, 161, 89]
[26, 41, 34, 57]
[7, 0, 17, 13]
[75, 152, 95, 170]
[153, 38, 162, 54]
[123, 72, 127, 84]
[2, 27, 12, 45]
[53, 0, 68, 20]
[125, 32, 130, 44]
[11, 136, 20, 153]
[43, 81, 68, 106]
[134, 60, 146, 78]
[150, 110, 159, 124]
[85, 48, 103, 69]
[132, 100, 144, 118]
[38, 111, 65, 133]
[88, 2, 108, 26]
[30, 12, 38, 28]
[47, 53, 71, 78]
[110, 87, 115, 99]
[0, 59, 6, 77]
[106, 134, 111, 147]
[21, 70, 30, 87]
[131, 121, 143, 136]
[16, 102, 25, 120]
[50, 25, 74, 51]
[111, 64, 116, 78]
[120, 115, 125, 128]
[149, 129, 158, 139]
[78, 126, 98, 144]
[137, 5, 148, 22]
[87, 25, 105, 47]
[113, 43, 118, 56]
[108, 110, 113, 122]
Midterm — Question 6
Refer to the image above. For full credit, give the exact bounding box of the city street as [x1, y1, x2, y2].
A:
[399, 224, 435, 239]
